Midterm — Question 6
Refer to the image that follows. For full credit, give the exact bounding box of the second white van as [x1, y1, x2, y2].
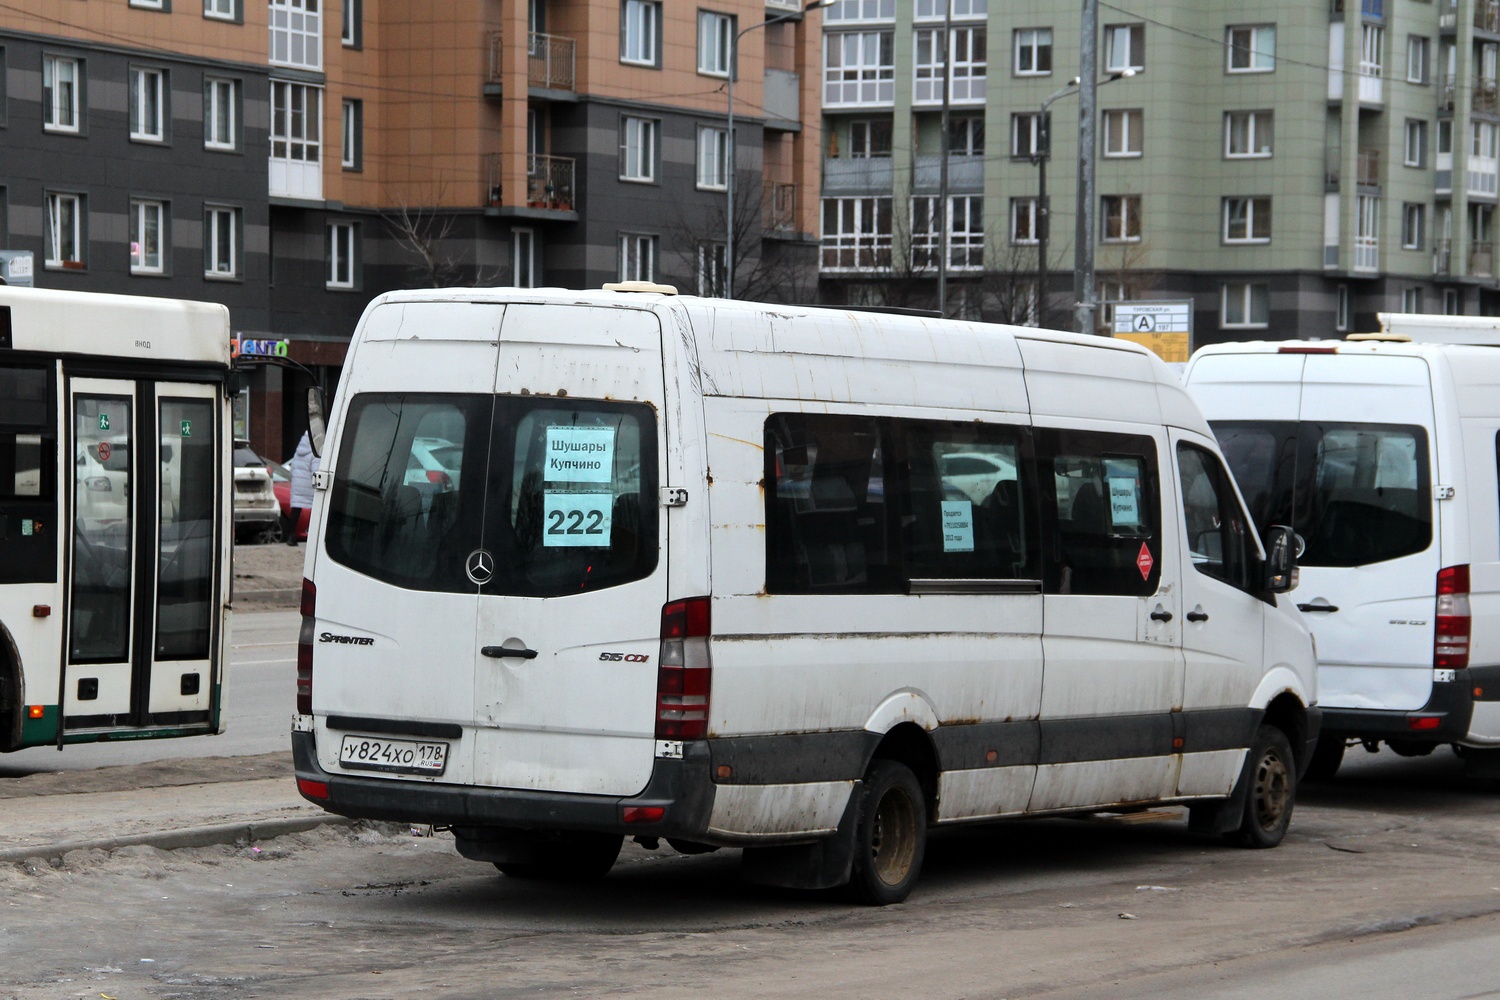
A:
[292, 286, 1318, 903]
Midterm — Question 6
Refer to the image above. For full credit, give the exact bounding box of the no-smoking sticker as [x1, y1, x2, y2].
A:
[97, 441, 112, 462]
[1137, 541, 1154, 580]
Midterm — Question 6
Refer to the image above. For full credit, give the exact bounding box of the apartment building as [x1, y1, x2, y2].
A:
[0, 0, 826, 459]
[817, 0, 1498, 344]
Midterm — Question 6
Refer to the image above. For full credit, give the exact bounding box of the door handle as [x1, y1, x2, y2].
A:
[1185, 608, 1210, 623]
[481, 645, 538, 659]
[1150, 607, 1174, 622]
[1296, 603, 1340, 613]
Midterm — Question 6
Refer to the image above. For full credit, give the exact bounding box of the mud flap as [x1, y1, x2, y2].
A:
[740, 780, 863, 890]
[1187, 755, 1253, 836]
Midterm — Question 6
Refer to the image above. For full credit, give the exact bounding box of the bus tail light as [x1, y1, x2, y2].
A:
[1435, 565, 1471, 671]
[296, 578, 316, 714]
[656, 597, 711, 740]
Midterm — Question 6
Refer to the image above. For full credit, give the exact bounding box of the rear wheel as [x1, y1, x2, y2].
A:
[847, 759, 926, 905]
[1230, 724, 1296, 849]
[1304, 734, 1346, 782]
[493, 832, 623, 882]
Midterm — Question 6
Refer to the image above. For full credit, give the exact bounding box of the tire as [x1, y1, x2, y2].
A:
[846, 759, 927, 906]
[493, 832, 623, 882]
[1230, 724, 1296, 849]
[1304, 734, 1346, 782]
[255, 519, 285, 545]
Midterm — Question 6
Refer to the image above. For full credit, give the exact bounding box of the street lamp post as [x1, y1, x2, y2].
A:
[1031, 77, 1079, 330]
[726, 0, 833, 299]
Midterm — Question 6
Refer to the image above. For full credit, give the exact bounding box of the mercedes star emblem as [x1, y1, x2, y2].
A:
[465, 548, 494, 586]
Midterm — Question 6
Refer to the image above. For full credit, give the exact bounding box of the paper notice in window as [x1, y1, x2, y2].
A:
[942, 500, 975, 553]
[1108, 477, 1140, 527]
[543, 491, 613, 547]
[545, 426, 614, 483]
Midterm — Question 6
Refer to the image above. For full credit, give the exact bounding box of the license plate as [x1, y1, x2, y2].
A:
[338, 734, 449, 775]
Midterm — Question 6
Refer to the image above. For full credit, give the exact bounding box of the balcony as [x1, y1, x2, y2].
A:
[823, 156, 895, 194]
[1439, 0, 1500, 32]
[764, 69, 803, 127]
[1354, 235, 1379, 271]
[484, 153, 576, 214]
[1441, 74, 1500, 112]
[1434, 237, 1453, 276]
[1472, 241, 1495, 278]
[1325, 148, 1381, 189]
[1331, 0, 1384, 15]
[913, 154, 985, 193]
[487, 30, 575, 95]
[764, 182, 796, 234]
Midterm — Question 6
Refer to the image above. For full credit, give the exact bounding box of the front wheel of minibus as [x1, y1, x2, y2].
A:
[847, 759, 927, 905]
[1231, 724, 1296, 849]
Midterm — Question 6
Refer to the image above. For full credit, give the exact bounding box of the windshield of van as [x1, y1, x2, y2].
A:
[1212, 420, 1431, 567]
[325, 393, 658, 596]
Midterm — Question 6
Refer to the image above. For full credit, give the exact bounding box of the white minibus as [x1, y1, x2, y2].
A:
[0, 286, 233, 752]
[1185, 331, 1500, 781]
[293, 285, 1317, 903]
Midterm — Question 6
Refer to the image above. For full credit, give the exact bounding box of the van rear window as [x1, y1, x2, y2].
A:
[325, 393, 658, 596]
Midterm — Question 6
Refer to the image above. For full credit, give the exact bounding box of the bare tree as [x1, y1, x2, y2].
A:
[381, 183, 501, 288]
[1093, 240, 1163, 333]
[665, 180, 819, 304]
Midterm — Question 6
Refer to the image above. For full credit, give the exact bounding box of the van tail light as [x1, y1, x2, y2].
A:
[1435, 564, 1471, 671]
[296, 578, 316, 714]
[425, 469, 451, 489]
[656, 597, 712, 740]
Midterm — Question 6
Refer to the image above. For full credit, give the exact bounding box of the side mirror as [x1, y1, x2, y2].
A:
[307, 386, 327, 459]
[1264, 524, 1299, 594]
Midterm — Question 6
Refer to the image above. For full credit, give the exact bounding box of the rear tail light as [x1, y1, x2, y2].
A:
[425, 469, 451, 488]
[296, 578, 316, 714]
[656, 597, 711, 740]
[297, 777, 329, 800]
[1435, 564, 1471, 671]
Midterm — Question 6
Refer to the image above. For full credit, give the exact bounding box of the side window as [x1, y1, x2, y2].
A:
[1301, 423, 1430, 566]
[1038, 428, 1161, 596]
[1177, 443, 1255, 592]
[325, 394, 489, 593]
[0, 366, 55, 502]
[913, 430, 1035, 582]
[1211, 419, 1299, 543]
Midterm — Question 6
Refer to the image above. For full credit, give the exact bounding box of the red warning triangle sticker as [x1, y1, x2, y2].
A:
[1137, 542, 1154, 580]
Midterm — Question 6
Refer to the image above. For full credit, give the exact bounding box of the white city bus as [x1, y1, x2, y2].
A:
[0, 287, 233, 752]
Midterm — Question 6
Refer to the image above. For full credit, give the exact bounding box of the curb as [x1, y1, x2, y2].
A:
[0, 814, 352, 864]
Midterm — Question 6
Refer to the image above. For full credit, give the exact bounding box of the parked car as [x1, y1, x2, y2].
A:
[232, 441, 279, 543]
[269, 460, 309, 542]
[938, 450, 1018, 504]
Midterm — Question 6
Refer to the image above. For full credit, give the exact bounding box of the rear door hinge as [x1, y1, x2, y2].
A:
[1434, 485, 1455, 501]
[660, 487, 688, 507]
[313, 469, 332, 491]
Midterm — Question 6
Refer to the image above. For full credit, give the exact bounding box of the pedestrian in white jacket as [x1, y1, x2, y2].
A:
[286, 430, 319, 546]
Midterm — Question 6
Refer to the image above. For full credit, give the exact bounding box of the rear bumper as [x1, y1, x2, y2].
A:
[292, 730, 719, 841]
[233, 505, 279, 526]
[1318, 668, 1482, 745]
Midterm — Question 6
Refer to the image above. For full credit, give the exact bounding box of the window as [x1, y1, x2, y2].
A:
[914, 27, 987, 103]
[1012, 112, 1044, 158]
[621, 0, 660, 66]
[915, 0, 987, 16]
[1222, 282, 1269, 328]
[911, 195, 983, 271]
[619, 233, 656, 281]
[824, 31, 895, 105]
[1223, 196, 1271, 243]
[130, 0, 166, 9]
[1225, 110, 1273, 158]
[129, 67, 166, 141]
[1405, 119, 1427, 167]
[1438, 119, 1453, 154]
[1336, 284, 1350, 331]
[1362, 24, 1383, 78]
[341, 0, 360, 47]
[697, 242, 726, 296]
[1040, 427, 1160, 597]
[327, 221, 356, 289]
[512, 228, 537, 288]
[1226, 25, 1275, 73]
[1177, 444, 1255, 592]
[45, 192, 83, 268]
[1408, 35, 1430, 84]
[1011, 197, 1039, 244]
[326, 394, 659, 597]
[341, 98, 362, 170]
[764, 414, 1037, 595]
[619, 116, 657, 182]
[43, 55, 80, 133]
[696, 125, 728, 190]
[130, 200, 166, 274]
[1015, 27, 1052, 75]
[205, 0, 236, 18]
[1444, 287, 1460, 315]
[849, 118, 893, 157]
[1103, 109, 1142, 157]
[270, 81, 321, 163]
[1101, 194, 1141, 242]
[825, 0, 895, 21]
[0, 367, 54, 509]
[698, 11, 734, 77]
[1104, 23, 1144, 73]
[820, 196, 892, 270]
[1403, 203, 1425, 249]
[270, 0, 322, 70]
[204, 206, 238, 277]
[204, 77, 237, 150]
[948, 115, 984, 156]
